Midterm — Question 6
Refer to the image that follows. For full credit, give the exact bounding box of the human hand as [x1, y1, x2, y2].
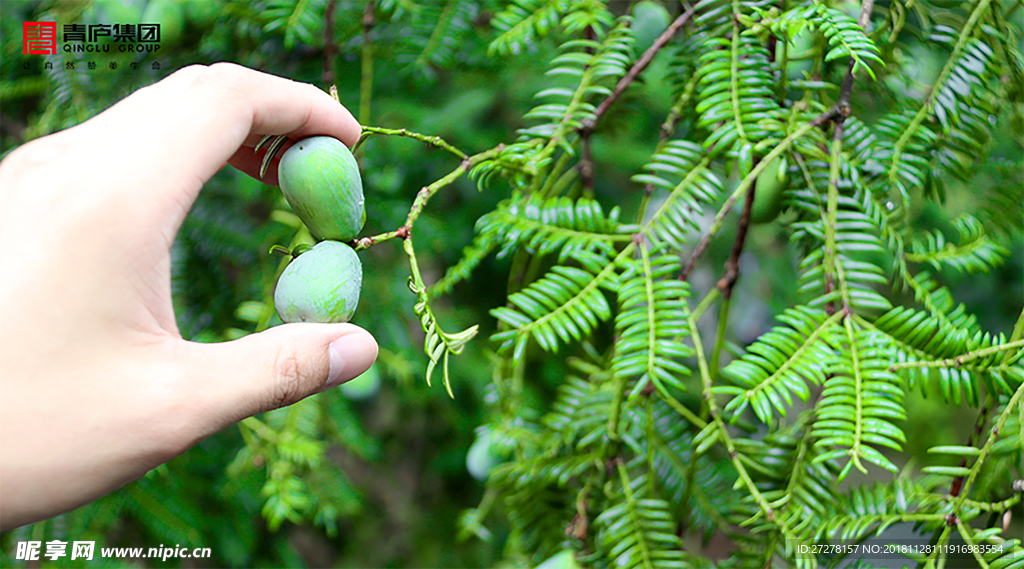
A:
[0, 63, 378, 530]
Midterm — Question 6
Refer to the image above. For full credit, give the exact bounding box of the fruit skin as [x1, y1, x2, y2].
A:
[632, 1, 671, 53]
[466, 429, 505, 481]
[536, 551, 581, 569]
[278, 136, 366, 242]
[750, 156, 788, 224]
[274, 241, 362, 324]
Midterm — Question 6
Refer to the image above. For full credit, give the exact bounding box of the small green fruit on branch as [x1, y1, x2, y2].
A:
[278, 136, 365, 242]
[260, 133, 366, 324]
[275, 241, 362, 324]
[749, 155, 789, 224]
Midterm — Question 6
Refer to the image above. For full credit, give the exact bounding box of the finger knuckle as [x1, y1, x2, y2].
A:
[270, 349, 307, 409]
[179, 62, 247, 94]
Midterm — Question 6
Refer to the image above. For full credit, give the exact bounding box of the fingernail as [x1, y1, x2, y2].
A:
[326, 331, 378, 391]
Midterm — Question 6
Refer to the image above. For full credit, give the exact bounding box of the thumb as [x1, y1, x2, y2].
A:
[186, 323, 378, 426]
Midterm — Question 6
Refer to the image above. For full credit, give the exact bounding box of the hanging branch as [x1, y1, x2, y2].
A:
[680, 1, 877, 283]
[717, 156, 760, 299]
[679, 120, 818, 282]
[580, 6, 697, 134]
[356, 126, 468, 160]
[357, 0, 376, 167]
[578, 25, 597, 194]
[322, 0, 337, 85]
[353, 145, 503, 251]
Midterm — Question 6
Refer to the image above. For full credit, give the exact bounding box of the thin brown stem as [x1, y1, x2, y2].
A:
[717, 157, 759, 299]
[579, 136, 594, 197]
[352, 146, 503, 251]
[949, 401, 992, 498]
[322, 0, 337, 85]
[358, 0, 376, 165]
[578, 26, 597, 195]
[580, 6, 697, 134]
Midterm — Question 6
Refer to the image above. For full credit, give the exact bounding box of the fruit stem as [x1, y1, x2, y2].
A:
[353, 146, 503, 251]
[357, 126, 468, 160]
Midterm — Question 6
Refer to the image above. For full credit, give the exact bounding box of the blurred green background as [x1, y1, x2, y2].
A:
[1, 0, 1021, 567]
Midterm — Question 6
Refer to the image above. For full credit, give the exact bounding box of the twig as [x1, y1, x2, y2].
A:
[687, 311, 796, 537]
[678, 119, 819, 282]
[889, 339, 1024, 371]
[717, 157, 759, 299]
[357, 0, 376, 168]
[352, 146, 503, 251]
[580, 6, 697, 134]
[322, 0, 337, 85]
[706, 157, 759, 378]
[680, 0, 873, 285]
[949, 401, 992, 498]
[578, 25, 597, 195]
[357, 126, 468, 160]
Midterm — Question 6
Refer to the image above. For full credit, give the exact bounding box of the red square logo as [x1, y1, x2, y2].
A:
[23, 22, 57, 55]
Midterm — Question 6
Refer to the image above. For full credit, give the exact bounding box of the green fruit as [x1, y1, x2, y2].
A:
[141, 0, 186, 48]
[750, 156, 788, 224]
[278, 136, 366, 242]
[274, 241, 362, 324]
[536, 550, 581, 569]
[340, 363, 381, 400]
[466, 429, 505, 481]
[785, 30, 814, 79]
[632, 1, 671, 53]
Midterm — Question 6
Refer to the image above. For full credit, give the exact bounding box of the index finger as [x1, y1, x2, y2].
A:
[82, 63, 360, 193]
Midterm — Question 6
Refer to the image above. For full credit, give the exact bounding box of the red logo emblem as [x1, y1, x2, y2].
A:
[23, 22, 57, 55]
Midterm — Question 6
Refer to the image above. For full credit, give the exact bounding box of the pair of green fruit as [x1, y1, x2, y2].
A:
[273, 137, 366, 325]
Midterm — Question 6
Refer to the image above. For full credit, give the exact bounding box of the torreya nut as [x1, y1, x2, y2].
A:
[466, 429, 506, 482]
[274, 241, 362, 324]
[278, 136, 366, 242]
[750, 156, 789, 224]
[631, 1, 671, 53]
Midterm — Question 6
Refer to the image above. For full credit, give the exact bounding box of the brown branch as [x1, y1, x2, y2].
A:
[810, 0, 875, 131]
[579, 136, 595, 196]
[681, 1, 874, 283]
[716, 158, 759, 299]
[950, 402, 992, 498]
[824, 120, 845, 317]
[580, 6, 697, 134]
[357, 0, 376, 170]
[579, 25, 597, 194]
[322, 0, 338, 84]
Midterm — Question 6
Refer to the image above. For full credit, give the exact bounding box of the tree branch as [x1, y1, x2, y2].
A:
[356, 126, 468, 160]
[357, 0, 376, 169]
[322, 0, 338, 85]
[353, 146, 503, 251]
[580, 6, 697, 135]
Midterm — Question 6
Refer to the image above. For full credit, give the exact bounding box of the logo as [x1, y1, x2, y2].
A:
[22, 22, 57, 55]
[21, 21, 161, 55]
